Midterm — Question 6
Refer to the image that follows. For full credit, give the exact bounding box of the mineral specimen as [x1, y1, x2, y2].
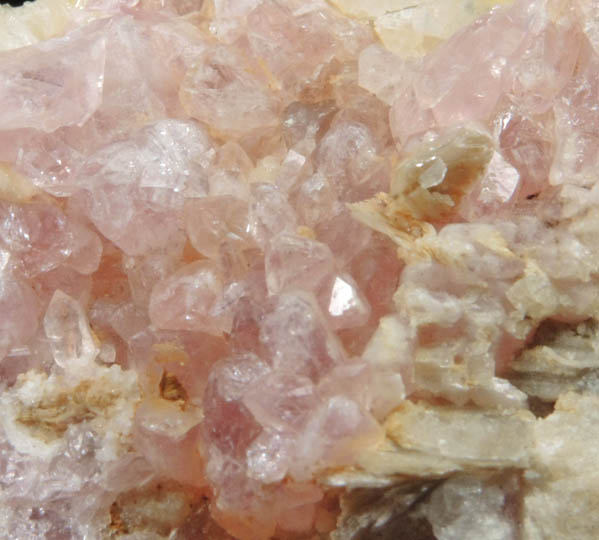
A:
[1, 0, 599, 538]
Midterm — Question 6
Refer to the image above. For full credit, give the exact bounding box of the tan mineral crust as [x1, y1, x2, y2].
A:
[0, 0, 599, 538]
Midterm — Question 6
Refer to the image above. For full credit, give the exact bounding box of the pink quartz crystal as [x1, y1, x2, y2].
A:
[0, 28, 106, 132]
[2, 0, 599, 538]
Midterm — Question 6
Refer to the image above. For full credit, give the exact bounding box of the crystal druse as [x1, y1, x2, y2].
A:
[1, 0, 599, 538]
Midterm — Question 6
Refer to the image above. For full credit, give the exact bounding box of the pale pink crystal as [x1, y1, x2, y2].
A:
[506, 14, 582, 115]
[358, 44, 409, 106]
[2, 0, 599, 538]
[390, 0, 582, 145]
[149, 260, 231, 335]
[124, 245, 184, 308]
[260, 292, 345, 381]
[76, 120, 212, 256]
[290, 172, 338, 227]
[247, 1, 337, 93]
[314, 206, 373, 266]
[133, 398, 205, 487]
[210, 0, 263, 43]
[288, 395, 382, 481]
[185, 196, 251, 260]
[242, 372, 317, 432]
[0, 200, 101, 276]
[315, 120, 382, 199]
[43, 290, 99, 368]
[0, 28, 105, 132]
[459, 151, 521, 220]
[0, 257, 39, 359]
[246, 0, 372, 98]
[496, 104, 554, 198]
[36, 265, 92, 309]
[245, 428, 295, 484]
[247, 183, 298, 246]
[551, 36, 599, 187]
[282, 99, 337, 156]
[325, 273, 371, 330]
[265, 233, 336, 295]
[180, 45, 280, 138]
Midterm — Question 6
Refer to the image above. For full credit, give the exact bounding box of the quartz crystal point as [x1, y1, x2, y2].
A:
[44, 290, 99, 369]
[2, 0, 599, 538]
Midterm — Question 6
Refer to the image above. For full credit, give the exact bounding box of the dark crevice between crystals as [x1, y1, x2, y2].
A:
[507, 317, 599, 416]
[0, 0, 34, 6]
[332, 481, 441, 540]
[527, 396, 555, 418]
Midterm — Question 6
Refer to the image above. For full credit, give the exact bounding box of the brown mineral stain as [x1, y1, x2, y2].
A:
[106, 481, 205, 538]
[16, 380, 118, 442]
[182, 239, 205, 264]
[152, 343, 190, 367]
[296, 225, 316, 240]
[430, 158, 488, 200]
[109, 502, 129, 535]
[91, 244, 130, 302]
[175, 501, 238, 540]
[390, 127, 495, 223]
[297, 60, 340, 103]
[159, 370, 189, 405]
[0, 163, 39, 203]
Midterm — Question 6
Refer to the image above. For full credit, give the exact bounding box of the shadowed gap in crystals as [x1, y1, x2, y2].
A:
[0, 0, 34, 6]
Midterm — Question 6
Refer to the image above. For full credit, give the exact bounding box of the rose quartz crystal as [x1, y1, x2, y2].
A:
[2, 0, 599, 538]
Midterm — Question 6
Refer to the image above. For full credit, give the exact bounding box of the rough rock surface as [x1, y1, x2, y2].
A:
[1, 0, 599, 538]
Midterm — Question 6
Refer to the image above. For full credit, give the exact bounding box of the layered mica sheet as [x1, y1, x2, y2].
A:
[1, 0, 599, 538]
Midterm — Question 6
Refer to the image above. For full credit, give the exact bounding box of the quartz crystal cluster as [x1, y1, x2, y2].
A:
[1, 0, 599, 538]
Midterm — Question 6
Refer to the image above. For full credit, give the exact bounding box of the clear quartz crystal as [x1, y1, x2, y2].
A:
[43, 290, 98, 368]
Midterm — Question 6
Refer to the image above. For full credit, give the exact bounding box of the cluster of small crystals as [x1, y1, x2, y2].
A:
[2, 0, 599, 538]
